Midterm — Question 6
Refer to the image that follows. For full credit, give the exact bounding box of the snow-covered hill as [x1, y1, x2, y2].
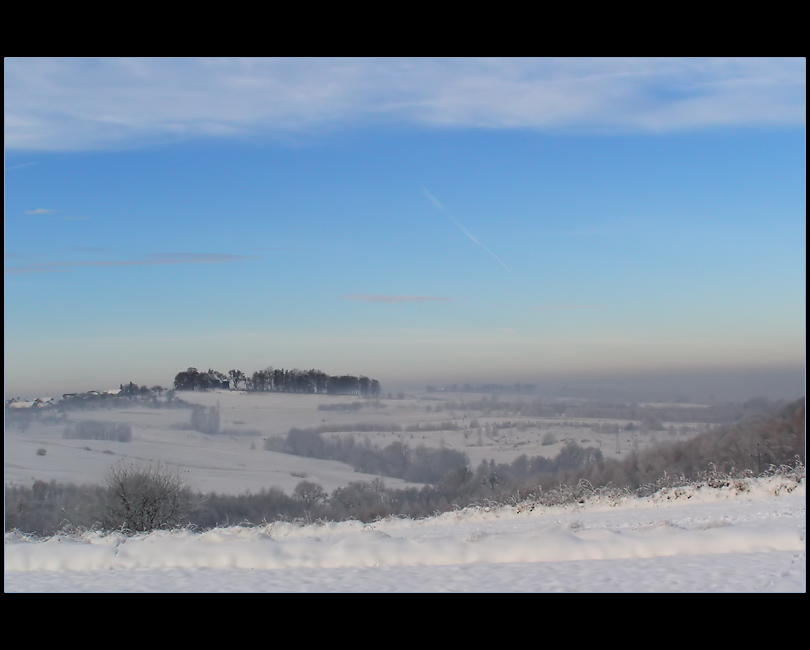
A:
[5, 471, 804, 592]
[3, 390, 725, 497]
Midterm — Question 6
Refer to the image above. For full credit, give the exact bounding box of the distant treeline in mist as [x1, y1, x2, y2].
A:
[426, 383, 538, 394]
[173, 366, 381, 397]
[6, 398, 803, 535]
[430, 394, 788, 425]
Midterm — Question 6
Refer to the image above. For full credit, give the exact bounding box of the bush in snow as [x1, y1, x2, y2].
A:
[100, 461, 193, 534]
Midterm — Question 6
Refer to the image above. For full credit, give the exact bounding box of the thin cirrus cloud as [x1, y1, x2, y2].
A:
[25, 208, 88, 221]
[344, 294, 453, 303]
[5, 252, 256, 275]
[5, 161, 39, 171]
[3, 58, 804, 151]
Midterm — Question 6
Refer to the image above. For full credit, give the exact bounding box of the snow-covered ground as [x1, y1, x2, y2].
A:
[4, 390, 713, 496]
[5, 473, 805, 592]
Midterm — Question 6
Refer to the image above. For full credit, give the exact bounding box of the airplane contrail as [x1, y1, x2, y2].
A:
[422, 187, 446, 210]
[422, 187, 511, 272]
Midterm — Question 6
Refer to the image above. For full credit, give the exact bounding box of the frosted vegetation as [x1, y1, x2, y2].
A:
[5, 465, 805, 592]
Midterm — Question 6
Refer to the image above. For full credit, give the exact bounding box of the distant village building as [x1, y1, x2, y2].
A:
[202, 372, 230, 390]
[7, 398, 33, 409]
[6, 397, 55, 409]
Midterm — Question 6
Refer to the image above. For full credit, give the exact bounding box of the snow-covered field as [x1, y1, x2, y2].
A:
[5, 473, 805, 592]
[4, 390, 711, 496]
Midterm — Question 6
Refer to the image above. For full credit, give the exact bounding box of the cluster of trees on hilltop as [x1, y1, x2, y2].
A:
[173, 368, 230, 391]
[173, 366, 381, 397]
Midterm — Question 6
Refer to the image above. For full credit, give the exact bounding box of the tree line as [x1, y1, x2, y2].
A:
[173, 366, 381, 397]
[265, 427, 474, 484]
[437, 394, 789, 424]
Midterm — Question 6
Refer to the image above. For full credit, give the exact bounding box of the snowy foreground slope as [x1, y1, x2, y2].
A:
[5, 474, 805, 592]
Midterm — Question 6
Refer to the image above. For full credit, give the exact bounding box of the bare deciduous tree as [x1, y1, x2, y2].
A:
[292, 480, 327, 522]
[102, 461, 193, 533]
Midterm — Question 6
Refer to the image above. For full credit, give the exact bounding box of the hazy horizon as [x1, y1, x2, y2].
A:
[4, 361, 805, 406]
[4, 58, 805, 406]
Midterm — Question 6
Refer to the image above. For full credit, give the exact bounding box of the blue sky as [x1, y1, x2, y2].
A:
[4, 58, 806, 400]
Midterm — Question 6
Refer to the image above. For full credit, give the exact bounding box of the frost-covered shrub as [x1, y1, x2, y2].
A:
[100, 461, 193, 534]
[511, 460, 804, 514]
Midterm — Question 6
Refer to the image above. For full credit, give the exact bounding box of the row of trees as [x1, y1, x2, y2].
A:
[173, 366, 381, 397]
[63, 421, 133, 442]
[266, 427, 474, 484]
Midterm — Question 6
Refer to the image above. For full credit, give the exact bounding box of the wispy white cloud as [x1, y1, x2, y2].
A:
[23, 207, 89, 220]
[4, 58, 804, 151]
[5, 252, 256, 274]
[344, 294, 452, 303]
[5, 161, 38, 171]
